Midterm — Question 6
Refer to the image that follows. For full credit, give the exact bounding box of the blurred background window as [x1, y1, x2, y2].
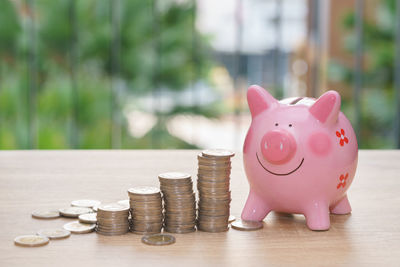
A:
[0, 0, 399, 150]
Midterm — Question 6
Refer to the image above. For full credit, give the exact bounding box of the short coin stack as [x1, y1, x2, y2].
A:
[128, 186, 163, 235]
[96, 203, 129, 236]
[159, 172, 196, 233]
[197, 149, 235, 232]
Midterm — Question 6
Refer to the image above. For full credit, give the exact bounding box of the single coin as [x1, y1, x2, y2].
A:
[202, 149, 235, 158]
[96, 230, 129, 236]
[37, 229, 70, 240]
[79, 213, 97, 224]
[198, 165, 231, 171]
[141, 233, 176, 246]
[14, 235, 49, 247]
[228, 215, 236, 223]
[59, 207, 93, 218]
[117, 199, 130, 208]
[197, 153, 231, 162]
[197, 226, 229, 233]
[128, 186, 160, 195]
[32, 210, 60, 219]
[231, 219, 263, 231]
[132, 230, 161, 235]
[164, 227, 196, 234]
[158, 172, 191, 180]
[71, 199, 101, 208]
[98, 203, 129, 212]
[63, 221, 96, 234]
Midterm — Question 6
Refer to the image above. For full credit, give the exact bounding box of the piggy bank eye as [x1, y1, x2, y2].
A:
[289, 124, 292, 127]
[275, 123, 279, 126]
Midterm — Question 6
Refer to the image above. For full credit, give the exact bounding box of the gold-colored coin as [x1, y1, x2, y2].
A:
[37, 229, 71, 240]
[31, 210, 60, 219]
[231, 219, 263, 231]
[141, 234, 176, 246]
[71, 199, 101, 208]
[14, 235, 49, 247]
[59, 207, 93, 218]
[79, 213, 97, 224]
[63, 221, 96, 234]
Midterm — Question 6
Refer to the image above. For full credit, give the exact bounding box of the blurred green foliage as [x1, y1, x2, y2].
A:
[328, 0, 397, 148]
[0, 0, 214, 149]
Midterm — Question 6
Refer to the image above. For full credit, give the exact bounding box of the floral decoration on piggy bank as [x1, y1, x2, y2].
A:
[242, 85, 358, 231]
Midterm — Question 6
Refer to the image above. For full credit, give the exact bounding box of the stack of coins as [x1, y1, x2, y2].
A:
[128, 186, 163, 235]
[158, 172, 196, 233]
[197, 149, 235, 232]
[96, 203, 129, 236]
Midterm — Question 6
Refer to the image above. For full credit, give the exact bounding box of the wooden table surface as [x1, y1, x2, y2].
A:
[0, 150, 399, 266]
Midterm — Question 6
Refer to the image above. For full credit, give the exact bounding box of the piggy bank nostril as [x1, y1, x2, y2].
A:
[261, 130, 296, 164]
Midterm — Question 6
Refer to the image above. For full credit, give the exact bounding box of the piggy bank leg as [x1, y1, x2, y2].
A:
[241, 189, 271, 221]
[330, 195, 352, 215]
[304, 202, 330, 231]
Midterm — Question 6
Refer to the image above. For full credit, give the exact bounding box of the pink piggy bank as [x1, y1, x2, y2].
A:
[242, 85, 358, 231]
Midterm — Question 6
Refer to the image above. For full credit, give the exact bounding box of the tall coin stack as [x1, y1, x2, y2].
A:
[197, 149, 235, 232]
[128, 186, 163, 235]
[96, 203, 129, 236]
[158, 172, 196, 234]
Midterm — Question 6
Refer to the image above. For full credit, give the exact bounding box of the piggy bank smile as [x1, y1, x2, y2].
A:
[255, 152, 304, 176]
[256, 128, 304, 176]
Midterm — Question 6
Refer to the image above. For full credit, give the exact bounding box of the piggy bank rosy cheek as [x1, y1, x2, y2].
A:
[308, 132, 332, 156]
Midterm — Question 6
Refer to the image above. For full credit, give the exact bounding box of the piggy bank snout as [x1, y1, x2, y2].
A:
[260, 130, 296, 164]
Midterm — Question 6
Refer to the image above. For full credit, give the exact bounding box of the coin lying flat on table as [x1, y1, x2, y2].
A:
[71, 199, 101, 208]
[63, 221, 96, 234]
[32, 210, 60, 219]
[231, 219, 263, 231]
[141, 234, 176, 246]
[14, 235, 49, 247]
[37, 229, 71, 240]
[59, 207, 93, 218]
[79, 213, 97, 224]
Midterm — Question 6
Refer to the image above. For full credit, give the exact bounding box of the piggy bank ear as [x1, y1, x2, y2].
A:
[309, 90, 341, 125]
[247, 85, 278, 118]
